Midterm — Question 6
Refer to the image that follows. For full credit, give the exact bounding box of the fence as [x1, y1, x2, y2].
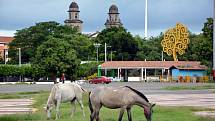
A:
[160, 76, 211, 83]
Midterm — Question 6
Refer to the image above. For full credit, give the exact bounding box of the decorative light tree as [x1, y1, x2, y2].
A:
[161, 23, 189, 61]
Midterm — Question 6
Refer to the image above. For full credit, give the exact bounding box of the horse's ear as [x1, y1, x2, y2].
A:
[151, 103, 156, 108]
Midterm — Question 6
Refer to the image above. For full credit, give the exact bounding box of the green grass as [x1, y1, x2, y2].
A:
[0, 91, 214, 121]
[164, 85, 215, 90]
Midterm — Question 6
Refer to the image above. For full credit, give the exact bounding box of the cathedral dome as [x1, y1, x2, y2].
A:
[69, 2, 79, 9]
[69, 2, 79, 12]
[109, 4, 119, 13]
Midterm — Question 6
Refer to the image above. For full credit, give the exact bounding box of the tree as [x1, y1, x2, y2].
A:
[136, 34, 165, 61]
[96, 27, 138, 61]
[202, 18, 213, 40]
[60, 34, 94, 61]
[32, 36, 80, 83]
[8, 21, 78, 64]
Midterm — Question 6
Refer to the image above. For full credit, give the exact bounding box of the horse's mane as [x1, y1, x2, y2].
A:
[47, 84, 59, 106]
[125, 86, 149, 102]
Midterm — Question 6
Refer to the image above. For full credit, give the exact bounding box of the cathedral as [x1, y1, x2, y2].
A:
[105, 4, 123, 28]
[64, 1, 83, 32]
[64, 1, 122, 33]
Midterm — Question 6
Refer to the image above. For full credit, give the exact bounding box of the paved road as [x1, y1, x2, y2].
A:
[0, 82, 214, 94]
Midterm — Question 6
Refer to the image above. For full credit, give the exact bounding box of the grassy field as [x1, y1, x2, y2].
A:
[164, 84, 215, 90]
[0, 91, 214, 121]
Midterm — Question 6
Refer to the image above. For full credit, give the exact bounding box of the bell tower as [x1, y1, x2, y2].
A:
[64, 1, 83, 32]
[105, 4, 123, 28]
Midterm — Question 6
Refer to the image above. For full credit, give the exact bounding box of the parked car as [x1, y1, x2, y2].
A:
[89, 76, 112, 84]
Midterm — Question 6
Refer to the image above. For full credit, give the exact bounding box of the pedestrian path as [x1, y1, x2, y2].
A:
[147, 93, 215, 109]
[147, 93, 215, 118]
[0, 99, 35, 115]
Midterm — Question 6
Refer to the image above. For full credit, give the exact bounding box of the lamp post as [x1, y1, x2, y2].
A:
[93, 43, 101, 62]
[213, 0, 215, 81]
[145, 0, 148, 39]
[18, 48, 21, 67]
[18, 48, 21, 82]
[4, 49, 7, 65]
[105, 43, 107, 62]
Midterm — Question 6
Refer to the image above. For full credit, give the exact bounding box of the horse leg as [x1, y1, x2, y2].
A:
[70, 101, 76, 118]
[90, 110, 96, 121]
[95, 108, 101, 121]
[55, 100, 61, 120]
[127, 107, 132, 121]
[91, 104, 101, 121]
[118, 108, 125, 121]
[77, 99, 85, 119]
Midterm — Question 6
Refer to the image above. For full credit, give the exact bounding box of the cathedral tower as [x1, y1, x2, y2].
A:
[105, 4, 123, 28]
[64, 1, 83, 32]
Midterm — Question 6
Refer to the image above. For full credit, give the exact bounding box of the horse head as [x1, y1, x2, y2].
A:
[45, 104, 53, 120]
[144, 103, 156, 121]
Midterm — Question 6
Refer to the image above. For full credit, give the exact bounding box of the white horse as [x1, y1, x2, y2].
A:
[45, 83, 86, 120]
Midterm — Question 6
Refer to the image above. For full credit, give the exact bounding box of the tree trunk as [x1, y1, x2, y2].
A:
[51, 72, 57, 84]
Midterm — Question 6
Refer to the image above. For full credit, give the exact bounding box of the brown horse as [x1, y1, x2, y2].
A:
[89, 86, 155, 121]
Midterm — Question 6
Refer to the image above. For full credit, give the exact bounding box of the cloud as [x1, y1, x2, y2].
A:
[0, 0, 213, 37]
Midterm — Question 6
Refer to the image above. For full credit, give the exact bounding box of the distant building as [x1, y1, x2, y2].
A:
[105, 4, 123, 28]
[99, 61, 207, 82]
[64, 1, 83, 32]
[0, 36, 14, 62]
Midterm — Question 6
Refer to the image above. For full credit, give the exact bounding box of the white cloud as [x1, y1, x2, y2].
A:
[0, 30, 15, 37]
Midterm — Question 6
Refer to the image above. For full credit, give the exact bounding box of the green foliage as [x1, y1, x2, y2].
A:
[202, 18, 213, 40]
[96, 27, 138, 61]
[32, 36, 80, 81]
[77, 62, 99, 77]
[136, 34, 164, 61]
[164, 84, 215, 90]
[60, 33, 94, 61]
[0, 65, 32, 77]
[0, 64, 35, 82]
[8, 21, 94, 80]
[8, 21, 78, 64]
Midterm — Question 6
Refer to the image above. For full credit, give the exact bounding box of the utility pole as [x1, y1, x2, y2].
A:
[18, 48, 21, 67]
[94, 43, 101, 62]
[105, 43, 107, 62]
[18, 48, 21, 82]
[144, 0, 148, 39]
[213, 0, 215, 80]
[4, 49, 7, 65]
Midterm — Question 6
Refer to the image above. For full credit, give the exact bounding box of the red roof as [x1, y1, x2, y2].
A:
[101, 61, 207, 70]
[0, 36, 14, 43]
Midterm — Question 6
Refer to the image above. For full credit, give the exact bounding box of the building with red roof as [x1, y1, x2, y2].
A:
[99, 61, 207, 82]
[0, 36, 14, 63]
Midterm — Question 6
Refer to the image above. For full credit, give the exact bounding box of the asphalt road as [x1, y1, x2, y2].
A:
[0, 82, 214, 95]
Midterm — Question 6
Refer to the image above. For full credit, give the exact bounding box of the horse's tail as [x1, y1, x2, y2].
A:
[88, 91, 93, 113]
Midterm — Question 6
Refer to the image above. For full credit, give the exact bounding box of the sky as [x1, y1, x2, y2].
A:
[0, 0, 213, 37]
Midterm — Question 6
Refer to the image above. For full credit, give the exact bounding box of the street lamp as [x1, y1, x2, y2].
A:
[4, 49, 8, 65]
[18, 48, 21, 67]
[93, 43, 101, 62]
[18, 48, 21, 82]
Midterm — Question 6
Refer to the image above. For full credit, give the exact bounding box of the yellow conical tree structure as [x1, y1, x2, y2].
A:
[161, 23, 189, 61]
